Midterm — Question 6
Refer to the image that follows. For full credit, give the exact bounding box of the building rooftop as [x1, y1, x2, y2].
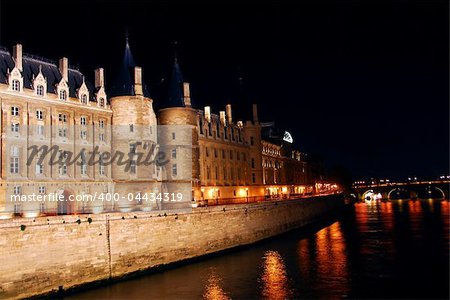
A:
[0, 47, 96, 100]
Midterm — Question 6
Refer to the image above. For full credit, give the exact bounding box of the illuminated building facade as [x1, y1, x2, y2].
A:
[0, 40, 326, 217]
[0, 44, 114, 217]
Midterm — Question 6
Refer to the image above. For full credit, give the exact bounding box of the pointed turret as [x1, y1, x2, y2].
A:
[164, 42, 193, 108]
[110, 32, 150, 97]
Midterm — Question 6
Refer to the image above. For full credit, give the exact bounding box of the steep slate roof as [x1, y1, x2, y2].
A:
[0, 46, 96, 101]
[166, 60, 185, 107]
[109, 38, 151, 98]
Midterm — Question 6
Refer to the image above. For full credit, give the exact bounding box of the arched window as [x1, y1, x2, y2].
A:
[36, 85, 44, 96]
[59, 90, 67, 101]
[12, 79, 20, 92]
[81, 94, 87, 104]
[99, 98, 105, 107]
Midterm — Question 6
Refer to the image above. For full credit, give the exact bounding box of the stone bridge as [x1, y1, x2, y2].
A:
[353, 180, 449, 201]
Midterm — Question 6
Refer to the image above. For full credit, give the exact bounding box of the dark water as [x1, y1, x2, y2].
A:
[67, 200, 449, 299]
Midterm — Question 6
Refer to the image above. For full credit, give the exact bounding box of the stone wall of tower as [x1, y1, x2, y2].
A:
[244, 120, 263, 186]
[158, 107, 200, 199]
[110, 94, 159, 211]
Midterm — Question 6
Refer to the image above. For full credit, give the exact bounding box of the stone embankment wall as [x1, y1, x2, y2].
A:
[0, 195, 344, 299]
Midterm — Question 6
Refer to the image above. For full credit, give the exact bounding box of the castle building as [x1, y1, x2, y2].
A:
[0, 40, 324, 218]
[0, 44, 113, 217]
[159, 57, 316, 204]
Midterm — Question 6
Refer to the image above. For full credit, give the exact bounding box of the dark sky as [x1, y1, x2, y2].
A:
[1, 0, 448, 180]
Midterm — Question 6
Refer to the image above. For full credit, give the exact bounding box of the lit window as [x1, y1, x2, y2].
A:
[59, 89, 67, 101]
[11, 106, 19, 116]
[12, 79, 20, 91]
[36, 85, 44, 96]
[81, 94, 87, 104]
[36, 110, 43, 120]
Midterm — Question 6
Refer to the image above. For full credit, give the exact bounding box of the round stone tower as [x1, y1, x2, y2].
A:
[109, 39, 159, 212]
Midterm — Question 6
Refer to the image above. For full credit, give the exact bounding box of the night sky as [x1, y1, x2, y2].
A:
[0, 0, 448, 180]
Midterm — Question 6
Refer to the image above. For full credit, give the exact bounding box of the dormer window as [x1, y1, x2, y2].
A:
[81, 94, 87, 104]
[12, 79, 20, 92]
[99, 98, 105, 107]
[36, 85, 44, 96]
[59, 90, 67, 101]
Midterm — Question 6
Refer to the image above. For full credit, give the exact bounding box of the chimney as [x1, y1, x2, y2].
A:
[183, 82, 191, 107]
[94, 68, 104, 88]
[219, 111, 226, 126]
[252, 104, 259, 124]
[134, 66, 143, 95]
[59, 57, 68, 82]
[13, 44, 22, 71]
[204, 106, 211, 123]
[226, 104, 232, 124]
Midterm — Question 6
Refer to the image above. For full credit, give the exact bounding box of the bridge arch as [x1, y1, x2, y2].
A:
[387, 188, 411, 200]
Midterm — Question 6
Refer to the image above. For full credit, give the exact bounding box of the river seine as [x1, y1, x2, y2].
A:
[67, 199, 449, 299]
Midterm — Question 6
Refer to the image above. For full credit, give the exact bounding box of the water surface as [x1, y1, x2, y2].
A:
[67, 199, 449, 299]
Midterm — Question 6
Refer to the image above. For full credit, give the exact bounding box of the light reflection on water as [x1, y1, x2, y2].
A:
[67, 199, 449, 299]
[259, 250, 292, 300]
[203, 269, 230, 300]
